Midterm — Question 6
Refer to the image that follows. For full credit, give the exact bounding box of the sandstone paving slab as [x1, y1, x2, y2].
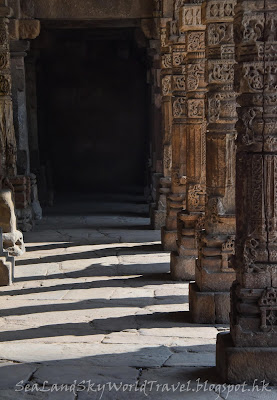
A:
[76, 380, 219, 400]
[0, 390, 76, 400]
[139, 326, 218, 339]
[0, 343, 173, 367]
[23, 231, 70, 244]
[62, 287, 117, 300]
[1, 289, 74, 301]
[61, 257, 119, 271]
[0, 362, 38, 390]
[118, 252, 168, 263]
[110, 288, 155, 304]
[154, 287, 189, 297]
[218, 387, 277, 400]
[14, 263, 61, 279]
[134, 311, 212, 331]
[19, 246, 68, 259]
[102, 332, 216, 349]
[145, 304, 189, 313]
[105, 230, 161, 244]
[164, 351, 215, 367]
[33, 364, 139, 386]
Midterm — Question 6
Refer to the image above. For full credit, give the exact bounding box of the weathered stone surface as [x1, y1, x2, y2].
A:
[217, 332, 277, 384]
[168, 0, 207, 283]
[0, 362, 37, 390]
[190, 0, 237, 324]
[216, 0, 277, 383]
[21, 0, 154, 20]
[170, 252, 195, 281]
[19, 19, 40, 40]
[189, 282, 216, 324]
[161, 227, 177, 251]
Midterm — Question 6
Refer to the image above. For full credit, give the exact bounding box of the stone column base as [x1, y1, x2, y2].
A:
[170, 251, 195, 281]
[161, 226, 177, 251]
[216, 332, 277, 384]
[150, 206, 166, 230]
[0, 257, 13, 286]
[189, 282, 230, 324]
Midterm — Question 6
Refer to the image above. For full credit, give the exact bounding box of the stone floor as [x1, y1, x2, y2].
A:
[0, 195, 275, 399]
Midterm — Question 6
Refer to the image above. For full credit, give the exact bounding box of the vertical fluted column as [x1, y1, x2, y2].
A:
[217, 0, 277, 383]
[170, 0, 207, 281]
[189, 0, 237, 323]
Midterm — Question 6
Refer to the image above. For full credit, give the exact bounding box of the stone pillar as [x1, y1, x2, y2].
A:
[0, 3, 16, 181]
[10, 40, 30, 176]
[142, 2, 163, 204]
[8, 16, 41, 228]
[10, 39, 33, 231]
[151, 15, 173, 229]
[161, 3, 187, 251]
[217, 0, 277, 383]
[189, 0, 237, 323]
[170, 0, 207, 281]
[25, 51, 42, 220]
[0, 0, 25, 259]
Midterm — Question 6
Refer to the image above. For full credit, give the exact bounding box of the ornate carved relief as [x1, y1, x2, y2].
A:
[208, 60, 234, 84]
[187, 32, 205, 52]
[162, 75, 171, 96]
[173, 97, 186, 117]
[259, 288, 277, 333]
[162, 53, 172, 68]
[206, 1, 235, 22]
[188, 99, 205, 118]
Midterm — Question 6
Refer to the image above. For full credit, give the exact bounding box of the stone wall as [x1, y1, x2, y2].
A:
[20, 0, 154, 20]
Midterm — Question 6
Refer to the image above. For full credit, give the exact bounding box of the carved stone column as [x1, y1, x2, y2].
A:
[189, 0, 237, 323]
[0, 3, 16, 182]
[9, 17, 41, 229]
[161, 1, 187, 251]
[143, 2, 163, 205]
[10, 40, 33, 231]
[151, 15, 173, 229]
[170, 0, 207, 280]
[0, 0, 25, 260]
[217, 0, 277, 383]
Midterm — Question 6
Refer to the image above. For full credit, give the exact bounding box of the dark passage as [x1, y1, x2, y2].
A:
[30, 27, 150, 200]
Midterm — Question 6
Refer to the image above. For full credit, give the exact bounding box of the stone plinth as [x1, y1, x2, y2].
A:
[217, 332, 277, 384]
[189, 282, 230, 324]
[161, 226, 177, 252]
